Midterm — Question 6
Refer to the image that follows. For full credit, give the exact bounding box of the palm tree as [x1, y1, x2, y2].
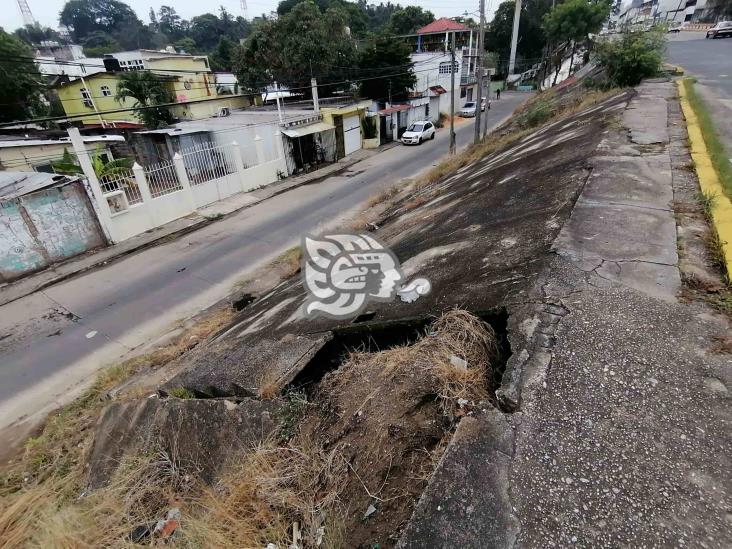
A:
[116, 72, 174, 129]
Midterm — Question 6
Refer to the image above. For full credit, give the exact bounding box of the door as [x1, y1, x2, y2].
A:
[343, 114, 362, 156]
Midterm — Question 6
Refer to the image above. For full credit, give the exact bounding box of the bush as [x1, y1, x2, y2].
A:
[594, 30, 666, 87]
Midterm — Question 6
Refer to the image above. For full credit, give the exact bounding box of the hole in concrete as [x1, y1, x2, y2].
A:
[232, 293, 255, 311]
[291, 308, 511, 396]
[352, 311, 376, 323]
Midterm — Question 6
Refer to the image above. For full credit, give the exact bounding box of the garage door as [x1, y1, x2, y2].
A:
[343, 114, 362, 156]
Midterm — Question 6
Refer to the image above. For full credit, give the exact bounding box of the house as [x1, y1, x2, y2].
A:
[320, 100, 372, 159]
[408, 19, 481, 117]
[54, 51, 254, 128]
[33, 42, 106, 80]
[0, 172, 106, 281]
[0, 135, 125, 172]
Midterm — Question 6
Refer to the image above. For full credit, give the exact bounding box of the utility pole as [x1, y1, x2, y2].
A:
[508, 0, 522, 75]
[311, 78, 319, 113]
[449, 31, 456, 155]
[274, 80, 283, 123]
[473, 0, 486, 145]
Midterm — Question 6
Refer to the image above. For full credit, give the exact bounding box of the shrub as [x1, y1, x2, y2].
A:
[594, 30, 666, 87]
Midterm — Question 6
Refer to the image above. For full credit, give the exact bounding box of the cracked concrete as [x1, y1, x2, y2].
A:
[553, 81, 681, 301]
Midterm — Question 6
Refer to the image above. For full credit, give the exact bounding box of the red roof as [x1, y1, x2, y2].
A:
[378, 104, 412, 116]
[417, 18, 468, 34]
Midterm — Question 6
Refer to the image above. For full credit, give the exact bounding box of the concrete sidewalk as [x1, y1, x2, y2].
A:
[0, 145, 389, 307]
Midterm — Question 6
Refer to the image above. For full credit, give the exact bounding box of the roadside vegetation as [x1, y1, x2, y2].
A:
[593, 29, 666, 87]
[682, 78, 732, 199]
[0, 310, 499, 547]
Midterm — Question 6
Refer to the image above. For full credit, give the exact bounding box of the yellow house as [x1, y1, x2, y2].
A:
[55, 53, 253, 128]
[320, 100, 372, 158]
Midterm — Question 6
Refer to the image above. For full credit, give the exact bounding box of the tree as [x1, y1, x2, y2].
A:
[543, 0, 611, 80]
[81, 31, 120, 56]
[115, 72, 174, 129]
[357, 32, 415, 101]
[60, 0, 139, 41]
[158, 5, 185, 41]
[174, 37, 197, 54]
[0, 30, 45, 123]
[209, 37, 237, 72]
[14, 24, 63, 46]
[485, 0, 553, 76]
[387, 6, 434, 35]
[235, 2, 356, 94]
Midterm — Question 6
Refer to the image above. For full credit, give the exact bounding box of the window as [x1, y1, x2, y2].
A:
[80, 88, 93, 108]
[100, 85, 112, 97]
[438, 61, 459, 74]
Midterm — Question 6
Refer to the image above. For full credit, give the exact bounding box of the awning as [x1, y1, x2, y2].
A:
[281, 121, 335, 138]
[377, 104, 412, 116]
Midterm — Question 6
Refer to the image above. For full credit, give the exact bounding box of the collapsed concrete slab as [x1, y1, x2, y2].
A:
[161, 333, 332, 398]
[398, 409, 519, 548]
[86, 397, 277, 489]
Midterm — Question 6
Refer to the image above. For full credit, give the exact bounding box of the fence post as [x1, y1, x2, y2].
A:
[230, 141, 249, 192]
[274, 129, 285, 160]
[173, 152, 197, 212]
[254, 134, 265, 166]
[132, 162, 152, 203]
[67, 127, 114, 243]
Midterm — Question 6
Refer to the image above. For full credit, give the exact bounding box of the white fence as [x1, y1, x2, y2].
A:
[73, 131, 288, 244]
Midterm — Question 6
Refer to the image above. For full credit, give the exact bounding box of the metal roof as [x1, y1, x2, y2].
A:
[0, 135, 125, 148]
[0, 172, 77, 200]
[280, 121, 336, 138]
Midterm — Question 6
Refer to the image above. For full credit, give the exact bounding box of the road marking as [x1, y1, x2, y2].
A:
[85, 331, 97, 339]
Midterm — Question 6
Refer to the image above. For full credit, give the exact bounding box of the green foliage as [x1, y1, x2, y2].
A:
[51, 146, 133, 177]
[684, 78, 732, 199]
[235, 2, 356, 93]
[362, 116, 377, 139]
[80, 31, 120, 57]
[169, 387, 196, 399]
[387, 6, 435, 35]
[485, 0, 553, 76]
[13, 23, 63, 46]
[594, 30, 666, 87]
[543, 0, 611, 43]
[116, 72, 174, 129]
[0, 30, 45, 123]
[358, 32, 416, 101]
[519, 98, 553, 128]
[209, 37, 238, 72]
[60, 0, 148, 50]
[173, 37, 197, 54]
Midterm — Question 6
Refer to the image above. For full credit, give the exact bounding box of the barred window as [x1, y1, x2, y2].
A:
[438, 61, 459, 74]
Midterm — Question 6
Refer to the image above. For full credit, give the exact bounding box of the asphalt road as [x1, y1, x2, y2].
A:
[666, 32, 732, 156]
[0, 92, 529, 435]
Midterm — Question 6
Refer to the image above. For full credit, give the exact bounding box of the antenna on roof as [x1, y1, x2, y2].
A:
[17, 0, 36, 27]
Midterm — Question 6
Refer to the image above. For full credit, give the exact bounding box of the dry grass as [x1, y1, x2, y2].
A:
[0, 306, 236, 545]
[367, 185, 401, 208]
[271, 246, 303, 278]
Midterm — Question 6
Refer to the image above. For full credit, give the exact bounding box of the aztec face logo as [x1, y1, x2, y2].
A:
[302, 233, 409, 319]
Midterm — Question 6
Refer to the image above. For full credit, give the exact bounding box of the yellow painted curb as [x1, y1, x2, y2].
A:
[677, 79, 732, 278]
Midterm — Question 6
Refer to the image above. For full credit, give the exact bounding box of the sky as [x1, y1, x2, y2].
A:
[2, 0, 499, 34]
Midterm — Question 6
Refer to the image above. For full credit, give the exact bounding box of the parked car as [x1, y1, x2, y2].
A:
[400, 121, 436, 145]
[667, 21, 683, 33]
[707, 21, 732, 38]
[459, 98, 489, 118]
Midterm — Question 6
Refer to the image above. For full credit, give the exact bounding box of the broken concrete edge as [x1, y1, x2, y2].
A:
[677, 78, 732, 279]
[397, 409, 519, 548]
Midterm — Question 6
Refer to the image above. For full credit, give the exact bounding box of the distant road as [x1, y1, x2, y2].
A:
[666, 32, 732, 156]
[0, 92, 529, 441]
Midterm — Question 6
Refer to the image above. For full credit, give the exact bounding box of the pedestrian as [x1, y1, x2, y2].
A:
[496, 88, 501, 100]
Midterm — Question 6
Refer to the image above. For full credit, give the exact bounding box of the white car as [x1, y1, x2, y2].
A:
[459, 97, 489, 117]
[401, 120, 436, 145]
[707, 21, 732, 39]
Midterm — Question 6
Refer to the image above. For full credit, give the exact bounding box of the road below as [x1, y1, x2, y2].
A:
[0, 92, 529, 437]
[666, 32, 732, 157]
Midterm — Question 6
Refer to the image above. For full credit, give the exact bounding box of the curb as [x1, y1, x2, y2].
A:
[677, 78, 732, 278]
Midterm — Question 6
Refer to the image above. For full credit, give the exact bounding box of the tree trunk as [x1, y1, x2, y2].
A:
[552, 47, 562, 87]
[568, 41, 576, 78]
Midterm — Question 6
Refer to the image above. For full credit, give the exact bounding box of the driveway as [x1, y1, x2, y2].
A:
[0, 92, 530, 439]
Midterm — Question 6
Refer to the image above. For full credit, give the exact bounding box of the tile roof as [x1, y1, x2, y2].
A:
[417, 18, 469, 34]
